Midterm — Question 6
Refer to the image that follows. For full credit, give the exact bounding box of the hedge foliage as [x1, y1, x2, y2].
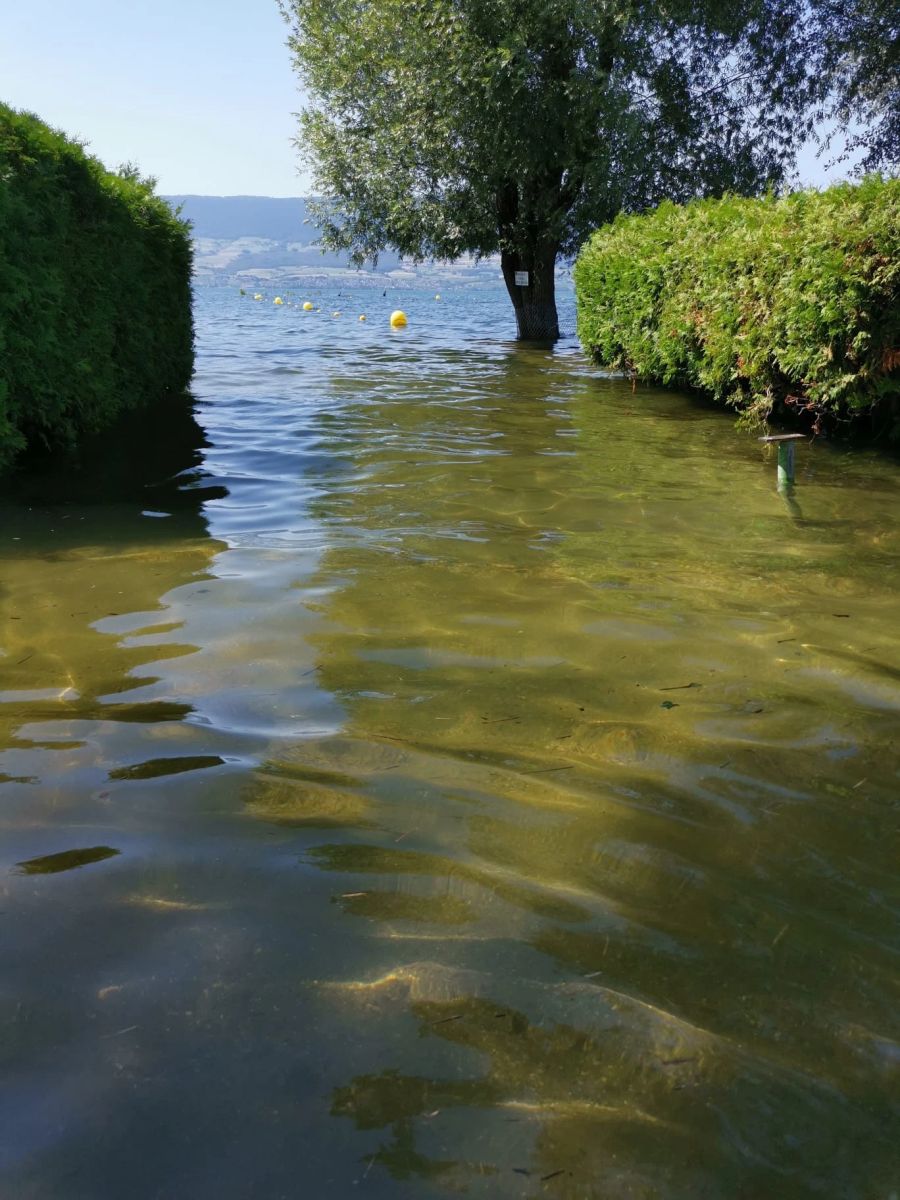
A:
[0, 104, 193, 472]
[574, 178, 900, 433]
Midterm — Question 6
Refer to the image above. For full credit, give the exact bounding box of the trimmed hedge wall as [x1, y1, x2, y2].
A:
[0, 104, 194, 472]
[574, 178, 900, 434]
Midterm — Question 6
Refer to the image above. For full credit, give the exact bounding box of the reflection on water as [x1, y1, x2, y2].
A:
[0, 397, 218, 747]
[1, 287, 898, 1198]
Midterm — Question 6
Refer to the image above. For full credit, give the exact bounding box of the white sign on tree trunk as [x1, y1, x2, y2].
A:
[514, 271, 529, 287]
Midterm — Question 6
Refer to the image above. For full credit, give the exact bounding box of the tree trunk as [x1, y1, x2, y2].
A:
[501, 243, 559, 341]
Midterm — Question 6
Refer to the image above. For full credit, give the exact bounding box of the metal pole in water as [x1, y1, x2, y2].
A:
[778, 440, 795, 488]
[758, 433, 806, 491]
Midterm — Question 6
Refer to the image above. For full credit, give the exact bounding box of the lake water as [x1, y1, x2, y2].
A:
[1, 284, 898, 1199]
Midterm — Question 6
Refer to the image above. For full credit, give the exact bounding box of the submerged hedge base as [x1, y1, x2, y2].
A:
[0, 104, 194, 472]
[574, 178, 900, 435]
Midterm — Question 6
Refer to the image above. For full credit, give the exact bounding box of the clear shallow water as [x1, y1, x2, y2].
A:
[1, 284, 898, 1199]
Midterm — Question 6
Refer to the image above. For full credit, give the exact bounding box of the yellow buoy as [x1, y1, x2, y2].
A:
[273, 296, 284, 305]
[332, 311, 341, 317]
[434, 294, 441, 300]
[390, 310, 407, 328]
[359, 314, 367, 322]
[253, 293, 263, 301]
[303, 301, 314, 311]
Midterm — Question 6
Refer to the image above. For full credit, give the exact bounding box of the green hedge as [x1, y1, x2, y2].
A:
[574, 178, 900, 433]
[0, 104, 194, 472]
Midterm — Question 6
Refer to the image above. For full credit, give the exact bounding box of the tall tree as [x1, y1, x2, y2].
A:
[279, 0, 816, 340]
[812, 0, 899, 171]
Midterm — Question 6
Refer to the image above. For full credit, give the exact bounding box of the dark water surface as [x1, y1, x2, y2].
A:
[1, 285, 898, 1199]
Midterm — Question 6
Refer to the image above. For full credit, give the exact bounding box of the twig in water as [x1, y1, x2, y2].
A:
[659, 682, 702, 691]
[522, 766, 572, 775]
[100, 1025, 138, 1039]
[772, 924, 789, 947]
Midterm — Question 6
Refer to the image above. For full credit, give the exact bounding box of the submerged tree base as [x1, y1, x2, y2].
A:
[501, 250, 560, 342]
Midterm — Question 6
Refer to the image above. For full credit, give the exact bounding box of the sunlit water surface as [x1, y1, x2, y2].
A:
[1, 285, 898, 1199]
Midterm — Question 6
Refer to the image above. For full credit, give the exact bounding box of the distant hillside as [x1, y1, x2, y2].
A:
[161, 194, 504, 288]
[162, 193, 405, 282]
[164, 195, 312, 243]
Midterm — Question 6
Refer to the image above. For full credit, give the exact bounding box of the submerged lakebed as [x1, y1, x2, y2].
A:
[1, 284, 898, 1198]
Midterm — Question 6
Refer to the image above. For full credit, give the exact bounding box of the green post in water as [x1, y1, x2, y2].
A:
[759, 433, 805, 491]
[777, 441, 796, 489]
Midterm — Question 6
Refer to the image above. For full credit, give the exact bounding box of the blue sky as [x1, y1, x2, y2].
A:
[2, 0, 853, 197]
[2, 0, 309, 195]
